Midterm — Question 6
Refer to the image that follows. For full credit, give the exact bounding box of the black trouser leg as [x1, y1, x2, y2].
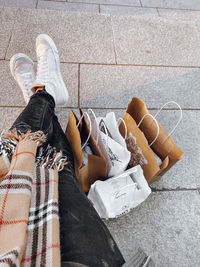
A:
[11, 90, 55, 142]
[51, 115, 125, 267]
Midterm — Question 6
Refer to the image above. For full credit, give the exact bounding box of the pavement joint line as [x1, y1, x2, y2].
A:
[110, 16, 118, 64]
[156, 7, 160, 16]
[1, 59, 200, 69]
[151, 188, 200, 192]
[1, 107, 199, 111]
[31, 2, 200, 12]
[2, 3, 200, 12]
[142, 5, 200, 12]
[56, 1, 142, 8]
[78, 64, 80, 108]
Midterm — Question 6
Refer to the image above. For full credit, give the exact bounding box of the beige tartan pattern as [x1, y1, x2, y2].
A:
[0, 135, 61, 267]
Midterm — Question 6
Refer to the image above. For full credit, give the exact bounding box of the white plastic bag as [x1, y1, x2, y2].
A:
[88, 165, 151, 219]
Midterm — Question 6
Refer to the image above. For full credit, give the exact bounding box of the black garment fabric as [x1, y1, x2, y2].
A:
[12, 89, 125, 267]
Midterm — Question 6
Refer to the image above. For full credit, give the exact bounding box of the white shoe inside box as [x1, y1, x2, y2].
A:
[88, 165, 151, 219]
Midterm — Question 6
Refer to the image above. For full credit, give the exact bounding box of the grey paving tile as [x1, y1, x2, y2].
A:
[158, 8, 200, 21]
[111, 15, 200, 66]
[80, 64, 200, 109]
[0, 60, 78, 107]
[68, 0, 141, 6]
[38, 0, 99, 13]
[4, 0, 37, 8]
[100, 5, 158, 16]
[0, 7, 17, 59]
[105, 191, 200, 267]
[6, 8, 115, 64]
[141, 0, 200, 10]
[44, 0, 66, 2]
[0, 0, 4, 7]
[0, 108, 23, 130]
[84, 108, 199, 189]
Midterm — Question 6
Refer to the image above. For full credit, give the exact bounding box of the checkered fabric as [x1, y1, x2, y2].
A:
[0, 131, 63, 267]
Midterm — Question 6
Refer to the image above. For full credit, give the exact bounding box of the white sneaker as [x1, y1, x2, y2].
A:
[10, 53, 35, 104]
[34, 34, 69, 106]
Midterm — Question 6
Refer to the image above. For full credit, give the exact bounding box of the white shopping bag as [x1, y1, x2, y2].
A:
[88, 165, 151, 219]
[96, 112, 131, 177]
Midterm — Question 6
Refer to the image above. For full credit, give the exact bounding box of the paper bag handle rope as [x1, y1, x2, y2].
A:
[87, 108, 99, 144]
[99, 120, 109, 148]
[154, 101, 182, 141]
[117, 118, 128, 140]
[137, 114, 160, 147]
[76, 112, 92, 150]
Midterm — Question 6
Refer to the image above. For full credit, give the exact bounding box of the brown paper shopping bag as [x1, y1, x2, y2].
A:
[120, 97, 184, 184]
[65, 109, 107, 192]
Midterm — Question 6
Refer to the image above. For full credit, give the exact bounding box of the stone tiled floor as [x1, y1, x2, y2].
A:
[0, 2, 200, 267]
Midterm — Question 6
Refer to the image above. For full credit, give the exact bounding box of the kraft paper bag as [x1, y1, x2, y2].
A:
[65, 109, 107, 192]
[119, 98, 184, 184]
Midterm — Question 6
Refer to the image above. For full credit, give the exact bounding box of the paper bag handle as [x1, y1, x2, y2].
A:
[137, 114, 160, 147]
[117, 118, 128, 140]
[76, 112, 92, 150]
[87, 108, 99, 144]
[99, 120, 109, 148]
[154, 101, 182, 140]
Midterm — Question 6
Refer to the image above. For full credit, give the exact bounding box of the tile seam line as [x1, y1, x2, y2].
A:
[36, 1, 200, 11]
[0, 106, 79, 108]
[45, 1, 142, 8]
[4, 8, 19, 60]
[3, 107, 199, 111]
[2, 4, 200, 12]
[81, 108, 200, 111]
[142, 5, 200, 12]
[156, 7, 160, 16]
[110, 15, 118, 64]
[152, 188, 200, 192]
[1, 59, 200, 69]
[78, 64, 80, 108]
[41, 1, 200, 11]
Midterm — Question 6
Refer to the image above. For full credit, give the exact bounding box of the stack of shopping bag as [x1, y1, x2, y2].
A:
[65, 97, 184, 219]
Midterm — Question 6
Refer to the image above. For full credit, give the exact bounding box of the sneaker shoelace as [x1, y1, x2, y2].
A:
[18, 73, 33, 98]
[36, 53, 49, 82]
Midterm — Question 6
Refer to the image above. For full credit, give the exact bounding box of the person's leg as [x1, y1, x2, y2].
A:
[51, 115, 125, 267]
[11, 89, 55, 141]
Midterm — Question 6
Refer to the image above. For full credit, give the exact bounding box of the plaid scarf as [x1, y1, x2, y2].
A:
[0, 130, 67, 267]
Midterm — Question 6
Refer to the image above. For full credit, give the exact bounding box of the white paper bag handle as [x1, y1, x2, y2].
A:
[87, 108, 99, 144]
[99, 120, 109, 149]
[117, 118, 128, 140]
[137, 114, 160, 147]
[76, 112, 92, 150]
[154, 101, 182, 140]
